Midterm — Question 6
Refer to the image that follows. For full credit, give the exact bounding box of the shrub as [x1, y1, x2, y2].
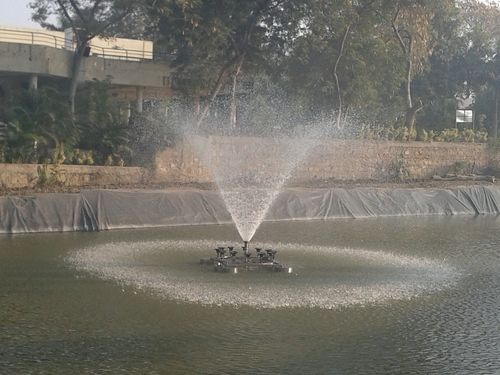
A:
[357, 125, 488, 143]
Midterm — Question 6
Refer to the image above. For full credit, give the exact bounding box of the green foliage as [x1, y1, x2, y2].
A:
[2, 0, 495, 169]
[69, 149, 95, 165]
[0, 81, 180, 167]
[388, 152, 410, 182]
[358, 124, 487, 143]
[2, 86, 76, 163]
[278, 0, 404, 118]
[128, 100, 180, 167]
[75, 81, 131, 165]
[153, 0, 279, 96]
[36, 164, 63, 188]
[429, 128, 488, 143]
[359, 125, 417, 141]
[30, 0, 141, 39]
[236, 73, 310, 136]
[448, 160, 475, 175]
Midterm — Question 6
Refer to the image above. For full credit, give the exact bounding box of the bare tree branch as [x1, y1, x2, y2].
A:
[391, 4, 408, 54]
[92, 8, 134, 37]
[332, 22, 352, 129]
[67, 0, 88, 23]
[55, 0, 76, 28]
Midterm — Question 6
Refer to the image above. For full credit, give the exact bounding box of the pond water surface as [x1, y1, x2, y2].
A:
[0, 216, 499, 374]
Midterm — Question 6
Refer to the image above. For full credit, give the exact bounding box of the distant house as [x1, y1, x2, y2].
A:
[0, 25, 175, 113]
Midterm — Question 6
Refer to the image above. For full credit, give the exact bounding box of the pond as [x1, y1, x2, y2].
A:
[1, 216, 499, 374]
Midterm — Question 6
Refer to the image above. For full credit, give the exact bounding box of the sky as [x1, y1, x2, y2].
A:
[0, 0, 41, 28]
[0, 0, 499, 29]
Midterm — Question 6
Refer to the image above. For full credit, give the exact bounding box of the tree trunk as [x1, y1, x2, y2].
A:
[229, 56, 244, 130]
[404, 106, 418, 130]
[333, 23, 352, 129]
[404, 55, 413, 112]
[69, 42, 88, 115]
[404, 102, 423, 133]
[402, 42, 418, 132]
[391, 10, 418, 133]
[493, 86, 499, 141]
[195, 58, 237, 129]
[195, 0, 263, 129]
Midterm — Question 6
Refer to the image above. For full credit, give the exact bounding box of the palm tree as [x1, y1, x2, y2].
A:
[5, 86, 77, 163]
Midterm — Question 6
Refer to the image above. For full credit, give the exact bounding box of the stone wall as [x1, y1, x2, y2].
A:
[155, 137, 491, 184]
[0, 139, 492, 191]
[301, 140, 490, 181]
[0, 164, 148, 190]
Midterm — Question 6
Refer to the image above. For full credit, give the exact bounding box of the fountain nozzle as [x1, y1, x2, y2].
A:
[203, 242, 290, 272]
[242, 241, 250, 261]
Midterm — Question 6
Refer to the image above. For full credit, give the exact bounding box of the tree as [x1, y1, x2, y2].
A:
[451, 0, 500, 139]
[308, 0, 379, 128]
[279, 0, 404, 130]
[75, 81, 131, 165]
[4, 86, 76, 163]
[30, 0, 140, 113]
[405, 0, 463, 130]
[377, 0, 438, 131]
[152, 0, 285, 129]
[493, 51, 500, 140]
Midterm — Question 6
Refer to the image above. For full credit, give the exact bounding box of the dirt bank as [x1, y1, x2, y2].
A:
[0, 178, 497, 197]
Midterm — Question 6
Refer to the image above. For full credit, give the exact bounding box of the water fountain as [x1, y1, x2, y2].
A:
[190, 134, 319, 239]
[188, 131, 322, 271]
[65, 107, 461, 310]
[63, 115, 463, 309]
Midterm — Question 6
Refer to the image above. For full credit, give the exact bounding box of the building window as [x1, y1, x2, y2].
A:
[456, 109, 473, 124]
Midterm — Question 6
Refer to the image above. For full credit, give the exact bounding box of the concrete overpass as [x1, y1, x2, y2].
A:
[0, 27, 175, 112]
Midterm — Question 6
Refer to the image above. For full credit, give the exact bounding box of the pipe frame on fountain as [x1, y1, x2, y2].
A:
[243, 241, 250, 262]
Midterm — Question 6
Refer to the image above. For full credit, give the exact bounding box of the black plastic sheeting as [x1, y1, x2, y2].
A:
[1, 186, 499, 234]
[0, 190, 230, 234]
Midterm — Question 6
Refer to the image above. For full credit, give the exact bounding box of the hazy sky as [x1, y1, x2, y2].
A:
[0, 0, 499, 29]
[0, 0, 40, 28]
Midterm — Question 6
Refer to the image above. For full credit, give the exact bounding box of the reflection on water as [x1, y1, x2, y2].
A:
[0, 216, 499, 374]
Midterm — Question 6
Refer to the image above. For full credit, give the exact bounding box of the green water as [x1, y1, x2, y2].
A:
[1, 217, 499, 374]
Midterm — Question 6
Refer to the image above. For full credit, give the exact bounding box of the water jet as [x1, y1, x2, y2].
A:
[187, 134, 324, 265]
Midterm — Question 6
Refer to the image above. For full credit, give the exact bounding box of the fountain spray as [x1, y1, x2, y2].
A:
[188, 134, 322, 246]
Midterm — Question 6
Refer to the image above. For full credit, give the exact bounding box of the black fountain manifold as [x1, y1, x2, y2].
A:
[200, 241, 292, 273]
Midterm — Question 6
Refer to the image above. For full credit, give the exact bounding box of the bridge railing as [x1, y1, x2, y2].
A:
[0, 27, 155, 61]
